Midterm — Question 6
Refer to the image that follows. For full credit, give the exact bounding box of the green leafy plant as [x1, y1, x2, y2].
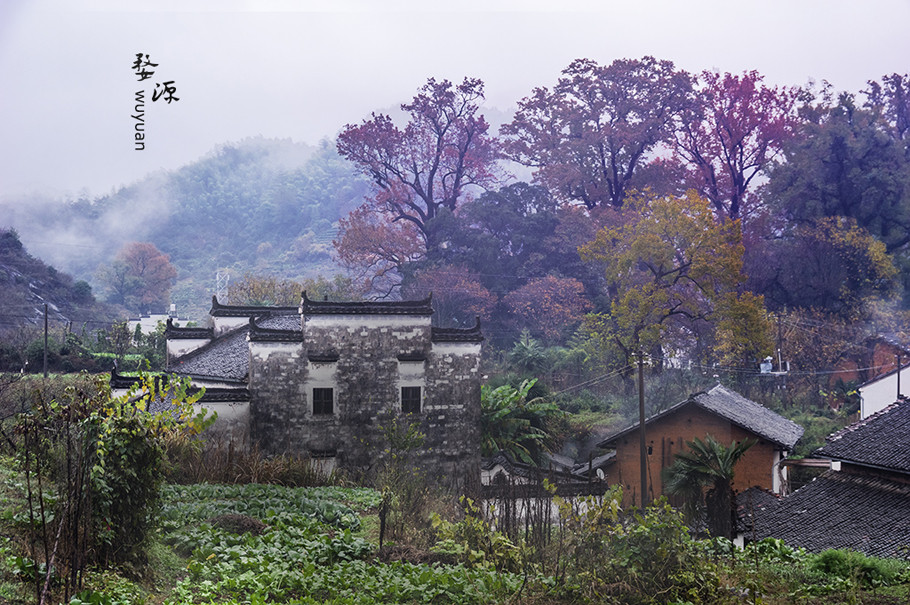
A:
[481, 378, 562, 464]
[430, 497, 523, 572]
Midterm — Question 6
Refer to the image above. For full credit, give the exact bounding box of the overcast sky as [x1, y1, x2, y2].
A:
[1, 0, 908, 200]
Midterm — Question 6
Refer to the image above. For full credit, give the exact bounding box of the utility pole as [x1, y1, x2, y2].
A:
[638, 351, 648, 508]
[43, 303, 48, 378]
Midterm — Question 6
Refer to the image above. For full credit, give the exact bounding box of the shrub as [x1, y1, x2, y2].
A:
[811, 548, 907, 589]
[553, 492, 721, 604]
[14, 373, 211, 600]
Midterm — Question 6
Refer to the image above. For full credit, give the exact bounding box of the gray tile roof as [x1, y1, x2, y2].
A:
[736, 487, 781, 534]
[750, 471, 910, 559]
[170, 315, 300, 382]
[302, 291, 433, 315]
[210, 296, 299, 317]
[694, 384, 804, 449]
[816, 400, 910, 474]
[431, 318, 484, 343]
[598, 384, 804, 450]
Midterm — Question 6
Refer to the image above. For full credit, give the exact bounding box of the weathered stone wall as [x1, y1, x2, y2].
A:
[248, 314, 481, 491]
[248, 341, 308, 454]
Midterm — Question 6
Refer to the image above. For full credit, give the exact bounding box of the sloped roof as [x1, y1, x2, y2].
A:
[482, 451, 586, 483]
[249, 315, 304, 342]
[170, 314, 300, 382]
[597, 384, 804, 450]
[736, 487, 781, 534]
[816, 400, 910, 474]
[301, 291, 433, 316]
[750, 471, 910, 559]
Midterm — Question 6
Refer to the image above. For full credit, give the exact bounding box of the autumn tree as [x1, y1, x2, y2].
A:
[673, 70, 800, 221]
[336, 77, 500, 266]
[96, 242, 177, 312]
[333, 205, 425, 295]
[401, 265, 496, 328]
[228, 273, 366, 306]
[503, 276, 591, 344]
[501, 57, 693, 209]
[579, 191, 772, 371]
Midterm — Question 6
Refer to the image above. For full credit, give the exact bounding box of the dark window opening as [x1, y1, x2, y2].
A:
[401, 386, 421, 414]
[313, 387, 333, 415]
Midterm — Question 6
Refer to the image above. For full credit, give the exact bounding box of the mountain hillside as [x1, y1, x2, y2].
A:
[0, 137, 369, 319]
[0, 229, 121, 335]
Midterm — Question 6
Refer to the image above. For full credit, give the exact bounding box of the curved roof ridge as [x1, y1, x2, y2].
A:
[165, 317, 214, 339]
[431, 317, 484, 342]
[210, 295, 299, 317]
[301, 291, 434, 316]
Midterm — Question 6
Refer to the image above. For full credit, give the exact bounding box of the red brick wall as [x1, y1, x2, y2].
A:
[608, 403, 779, 507]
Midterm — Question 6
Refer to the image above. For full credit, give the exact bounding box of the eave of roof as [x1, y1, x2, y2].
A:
[301, 291, 434, 316]
[165, 317, 213, 340]
[431, 317, 484, 343]
[210, 295, 298, 317]
[858, 362, 910, 389]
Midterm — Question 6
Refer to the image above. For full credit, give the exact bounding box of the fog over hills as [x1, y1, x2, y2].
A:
[0, 137, 369, 320]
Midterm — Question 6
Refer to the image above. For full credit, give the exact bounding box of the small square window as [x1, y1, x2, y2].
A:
[401, 386, 421, 414]
[313, 387, 333, 415]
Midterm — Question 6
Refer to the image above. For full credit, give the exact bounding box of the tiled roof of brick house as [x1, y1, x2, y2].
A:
[598, 384, 804, 450]
[749, 400, 910, 558]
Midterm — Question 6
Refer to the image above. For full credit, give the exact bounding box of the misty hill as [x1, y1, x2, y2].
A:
[0, 229, 121, 335]
[1, 137, 370, 319]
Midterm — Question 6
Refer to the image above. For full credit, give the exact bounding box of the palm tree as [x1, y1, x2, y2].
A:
[662, 435, 755, 538]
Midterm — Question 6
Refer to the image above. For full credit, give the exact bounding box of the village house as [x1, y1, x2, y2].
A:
[826, 335, 910, 414]
[158, 293, 484, 490]
[749, 399, 910, 558]
[596, 384, 804, 507]
[857, 363, 910, 418]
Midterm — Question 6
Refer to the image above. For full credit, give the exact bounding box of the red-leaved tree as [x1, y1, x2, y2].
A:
[97, 242, 177, 312]
[501, 57, 694, 209]
[333, 205, 425, 295]
[503, 276, 592, 344]
[402, 265, 496, 328]
[336, 77, 501, 263]
[673, 70, 800, 221]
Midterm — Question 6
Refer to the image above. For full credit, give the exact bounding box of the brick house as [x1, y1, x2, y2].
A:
[162, 293, 483, 490]
[596, 384, 804, 507]
[750, 399, 910, 558]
